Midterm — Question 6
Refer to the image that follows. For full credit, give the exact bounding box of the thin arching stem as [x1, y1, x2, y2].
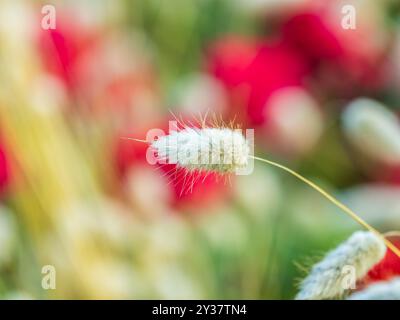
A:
[120, 137, 148, 143]
[251, 155, 400, 259]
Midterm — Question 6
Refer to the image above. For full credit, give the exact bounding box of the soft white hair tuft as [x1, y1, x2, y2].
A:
[296, 231, 386, 300]
[348, 277, 400, 300]
[151, 127, 249, 173]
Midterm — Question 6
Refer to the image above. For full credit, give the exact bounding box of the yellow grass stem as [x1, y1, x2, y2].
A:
[251, 155, 400, 259]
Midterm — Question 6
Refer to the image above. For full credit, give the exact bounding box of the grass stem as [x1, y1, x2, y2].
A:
[251, 155, 400, 259]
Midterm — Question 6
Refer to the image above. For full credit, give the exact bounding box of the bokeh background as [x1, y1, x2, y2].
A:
[0, 0, 400, 299]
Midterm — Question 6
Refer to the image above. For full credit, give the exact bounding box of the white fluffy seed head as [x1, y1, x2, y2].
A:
[347, 277, 400, 300]
[296, 231, 386, 300]
[151, 127, 250, 173]
[342, 98, 400, 164]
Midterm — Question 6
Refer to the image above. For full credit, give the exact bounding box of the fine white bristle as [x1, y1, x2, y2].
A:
[347, 277, 400, 300]
[296, 231, 386, 300]
[151, 127, 249, 173]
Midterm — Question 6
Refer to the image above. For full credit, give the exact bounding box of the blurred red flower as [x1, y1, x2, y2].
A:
[0, 142, 11, 196]
[377, 165, 400, 186]
[359, 234, 400, 288]
[282, 13, 343, 62]
[38, 13, 159, 122]
[38, 14, 98, 89]
[207, 36, 309, 126]
[207, 9, 388, 129]
[281, 11, 388, 93]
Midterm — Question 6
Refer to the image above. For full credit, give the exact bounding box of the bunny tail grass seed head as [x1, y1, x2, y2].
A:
[296, 231, 386, 300]
[347, 277, 400, 300]
[125, 114, 399, 254]
[151, 127, 250, 174]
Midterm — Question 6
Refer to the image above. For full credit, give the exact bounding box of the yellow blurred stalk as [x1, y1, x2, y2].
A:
[0, 2, 129, 298]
